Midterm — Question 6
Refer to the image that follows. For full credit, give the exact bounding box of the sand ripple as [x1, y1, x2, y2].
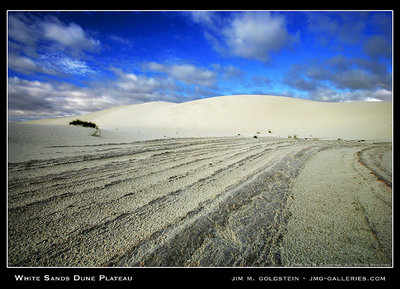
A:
[8, 137, 392, 267]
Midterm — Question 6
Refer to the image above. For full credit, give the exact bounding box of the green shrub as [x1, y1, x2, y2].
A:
[69, 119, 97, 128]
[69, 119, 101, 137]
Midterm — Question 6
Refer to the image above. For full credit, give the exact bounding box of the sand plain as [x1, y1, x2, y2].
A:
[8, 95, 392, 267]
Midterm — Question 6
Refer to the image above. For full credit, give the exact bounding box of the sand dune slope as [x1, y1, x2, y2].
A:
[27, 95, 392, 141]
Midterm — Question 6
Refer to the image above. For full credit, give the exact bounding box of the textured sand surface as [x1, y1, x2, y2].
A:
[282, 146, 392, 267]
[8, 95, 392, 267]
[8, 128, 391, 267]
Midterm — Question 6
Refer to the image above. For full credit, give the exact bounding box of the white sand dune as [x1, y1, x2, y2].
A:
[27, 95, 392, 141]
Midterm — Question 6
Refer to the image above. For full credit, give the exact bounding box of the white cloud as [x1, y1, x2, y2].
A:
[365, 88, 392, 101]
[8, 13, 39, 46]
[223, 12, 290, 62]
[364, 35, 391, 59]
[143, 62, 217, 87]
[9, 13, 100, 54]
[8, 13, 101, 78]
[108, 34, 133, 45]
[38, 54, 97, 76]
[9, 51, 97, 77]
[57, 57, 96, 75]
[42, 20, 100, 52]
[188, 11, 216, 27]
[8, 53, 56, 75]
[8, 77, 118, 119]
[115, 71, 165, 93]
[309, 87, 392, 102]
[188, 11, 294, 62]
[169, 64, 216, 87]
[284, 55, 392, 100]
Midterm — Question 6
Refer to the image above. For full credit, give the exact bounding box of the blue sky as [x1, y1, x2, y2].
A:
[8, 11, 392, 120]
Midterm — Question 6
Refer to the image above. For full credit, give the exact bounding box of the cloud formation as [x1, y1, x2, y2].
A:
[42, 20, 100, 52]
[222, 12, 291, 62]
[188, 11, 297, 62]
[143, 62, 217, 87]
[8, 77, 118, 119]
[8, 13, 100, 78]
[364, 35, 391, 59]
[284, 54, 392, 101]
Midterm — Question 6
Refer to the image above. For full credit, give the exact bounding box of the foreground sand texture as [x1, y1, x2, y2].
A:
[282, 146, 392, 266]
[8, 133, 392, 267]
[8, 95, 392, 267]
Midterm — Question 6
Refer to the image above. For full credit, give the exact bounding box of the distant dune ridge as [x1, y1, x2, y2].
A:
[27, 94, 392, 141]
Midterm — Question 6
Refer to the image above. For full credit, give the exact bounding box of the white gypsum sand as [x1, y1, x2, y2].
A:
[281, 146, 392, 267]
[26, 95, 392, 141]
[8, 95, 392, 267]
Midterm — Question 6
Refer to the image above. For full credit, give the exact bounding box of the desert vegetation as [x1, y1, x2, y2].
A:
[69, 119, 101, 137]
[69, 119, 97, 128]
